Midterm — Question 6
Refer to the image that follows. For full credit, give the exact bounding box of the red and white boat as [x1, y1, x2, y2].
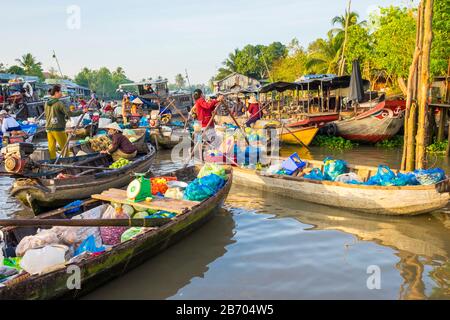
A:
[335, 99, 406, 143]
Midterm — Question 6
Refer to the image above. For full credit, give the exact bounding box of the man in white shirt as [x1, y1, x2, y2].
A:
[0, 110, 21, 135]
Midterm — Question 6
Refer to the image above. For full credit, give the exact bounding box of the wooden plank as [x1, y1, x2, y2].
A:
[92, 188, 199, 215]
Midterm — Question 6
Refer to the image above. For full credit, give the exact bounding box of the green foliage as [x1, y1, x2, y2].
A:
[272, 48, 307, 82]
[431, 0, 450, 76]
[370, 6, 416, 80]
[426, 140, 448, 155]
[74, 66, 132, 99]
[305, 35, 341, 74]
[15, 53, 44, 79]
[7, 65, 25, 75]
[215, 42, 287, 80]
[375, 135, 404, 149]
[312, 135, 356, 150]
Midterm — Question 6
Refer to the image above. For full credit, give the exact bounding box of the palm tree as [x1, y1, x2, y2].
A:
[305, 35, 342, 74]
[224, 49, 239, 73]
[330, 11, 366, 44]
[15, 53, 42, 74]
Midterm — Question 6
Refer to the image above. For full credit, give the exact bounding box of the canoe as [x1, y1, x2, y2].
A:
[150, 127, 189, 150]
[9, 145, 156, 214]
[232, 159, 450, 216]
[0, 166, 233, 300]
[335, 100, 406, 143]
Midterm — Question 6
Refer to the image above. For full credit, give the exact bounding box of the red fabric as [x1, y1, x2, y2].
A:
[195, 97, 218, 128]
[248, 103, 261, 120]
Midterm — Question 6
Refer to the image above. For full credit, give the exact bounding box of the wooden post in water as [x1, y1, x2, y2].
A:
[401, 0, 435, 171]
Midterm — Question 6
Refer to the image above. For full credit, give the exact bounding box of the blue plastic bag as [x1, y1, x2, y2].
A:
[323, 157, 347, 181]
[414, 168, 446, 185]
[184, 174, 226, 201]
[304, 168, 325, 181]
[75, 235, 105, 256]
[366, 165, 397, 186]
[64, 200, 84, 215]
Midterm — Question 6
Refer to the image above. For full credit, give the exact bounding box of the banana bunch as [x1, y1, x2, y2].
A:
[109, 158, 131, 169]
[90, 135, 112, 152]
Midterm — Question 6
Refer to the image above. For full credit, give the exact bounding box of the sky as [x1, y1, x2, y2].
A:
[1, 0, 417, 84]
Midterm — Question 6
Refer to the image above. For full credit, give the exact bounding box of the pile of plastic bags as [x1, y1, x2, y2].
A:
[184, 164, 228, 202]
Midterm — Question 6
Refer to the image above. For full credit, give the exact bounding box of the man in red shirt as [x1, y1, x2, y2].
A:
[246, 96, 262, 127]
[192, 89, 223, 129]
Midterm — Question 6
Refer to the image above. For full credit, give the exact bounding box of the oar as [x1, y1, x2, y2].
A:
[222, 100, 250, 146]
[0, 218, 171, 228]
[279, 122, 311, 151]
[54, 111, 87, 164]
[182, 102, 222, 169]
[37, 163, 115, 171]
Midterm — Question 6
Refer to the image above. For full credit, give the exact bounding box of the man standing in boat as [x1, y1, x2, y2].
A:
[45, 85, 84, 160]
[101, 122, 137, 161]
[192, 89, 223, 129]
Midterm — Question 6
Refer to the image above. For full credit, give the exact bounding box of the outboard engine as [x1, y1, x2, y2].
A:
[1, 143, 35, 174]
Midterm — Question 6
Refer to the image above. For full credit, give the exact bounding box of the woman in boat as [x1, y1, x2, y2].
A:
[121, 94, 131, 124]
[192, 89, 223, 129]
[45, 85, 84, 159]
[0, 110, 21, 135]
[101, 122, 137, 161]
[245, 95, 262, 127]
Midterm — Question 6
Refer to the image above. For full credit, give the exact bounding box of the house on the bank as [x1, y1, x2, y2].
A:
[213, 73, 262, 94]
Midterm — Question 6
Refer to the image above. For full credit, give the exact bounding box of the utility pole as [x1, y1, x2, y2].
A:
[185, 69, 192, 92]
[52, 50, 64, 79]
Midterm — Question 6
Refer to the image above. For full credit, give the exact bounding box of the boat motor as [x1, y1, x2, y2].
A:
[1, 143, 35, 174]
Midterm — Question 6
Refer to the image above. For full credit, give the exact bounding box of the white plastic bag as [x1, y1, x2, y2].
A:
[165, 188, 184, 200]
[16, 229, 61, 257]
[266, 163, 283, 175]
[20, 245, 69, 275]
[335, 173, 363, 184]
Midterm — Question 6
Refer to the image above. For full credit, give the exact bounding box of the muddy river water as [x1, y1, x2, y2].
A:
[1, 146, 450, 299]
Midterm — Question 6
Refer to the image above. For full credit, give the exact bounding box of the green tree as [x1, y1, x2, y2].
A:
[272, 48, 307, 82]
[15, 53, 44, 79]
[7, 65, 25, 75]
[431, 0, 450, 76]
[371, 6, 416, 82]
[0, 63, 7, 73]
[175, 73, 186, 88]
[330, 11, 367, 44]
[75, 67, 94, 88]
[305, 35, 341, 74]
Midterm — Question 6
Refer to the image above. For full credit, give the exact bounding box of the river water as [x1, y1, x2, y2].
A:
[1, 146, 450, 300]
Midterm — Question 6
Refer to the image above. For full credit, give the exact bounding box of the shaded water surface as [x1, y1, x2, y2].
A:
[1, 146, 450, 299]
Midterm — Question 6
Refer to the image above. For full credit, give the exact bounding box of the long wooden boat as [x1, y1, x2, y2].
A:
[286, 112, 339, 128]
[0, 166, 232, 299]
[232, 159, 450, 216]
[335, 100, 407, 143]
[9, 145, 156, 213]
[150, 127, 189, 150]
[254, 120, 319, 147]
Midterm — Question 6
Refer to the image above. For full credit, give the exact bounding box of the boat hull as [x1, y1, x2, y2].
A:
[336, 100, 406, 143]
[11, 150, 156, 213]
[278, 127, 319, 146]
[232, 167, 449, 216]
[0, 169, 233, 300]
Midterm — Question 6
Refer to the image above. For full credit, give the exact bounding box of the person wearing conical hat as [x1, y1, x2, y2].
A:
[101, 122, 137, 161]
[130, 97, 144, 116]
[245, 95, 261, 127]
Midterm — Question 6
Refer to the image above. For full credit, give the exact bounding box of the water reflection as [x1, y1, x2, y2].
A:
[85, 208, 236, 300]
[227, 185, 450, 300]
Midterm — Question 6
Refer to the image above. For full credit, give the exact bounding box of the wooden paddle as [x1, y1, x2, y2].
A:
[54, 111, 88, 165]
[0, 218, 171, 228]
[279, 122, 312, 151]
[222, 100, 250, 146]
[37, 163, 115, 171]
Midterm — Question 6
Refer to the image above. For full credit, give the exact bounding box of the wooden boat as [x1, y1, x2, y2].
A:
[232, 159, 450, 216]
[335, 100, 407, 143]
[150, 127, 189, 150]
[0, 166, 232, 300]
[254, 120, 319, 147]
[286, 112, 339, 128]
[9, 144, 156, 213]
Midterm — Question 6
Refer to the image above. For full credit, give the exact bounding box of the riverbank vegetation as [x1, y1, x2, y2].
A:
[312, 135, 356, 151]
[375, 136, 404, 149]
[213, 2, 449, 94]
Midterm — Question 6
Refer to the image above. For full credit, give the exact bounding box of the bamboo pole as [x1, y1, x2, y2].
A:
[339, 0, 352, 76]
[415, 0, 434, 170]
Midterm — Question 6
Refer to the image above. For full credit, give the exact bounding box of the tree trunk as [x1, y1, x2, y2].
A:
[415, 0, 434, 170]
